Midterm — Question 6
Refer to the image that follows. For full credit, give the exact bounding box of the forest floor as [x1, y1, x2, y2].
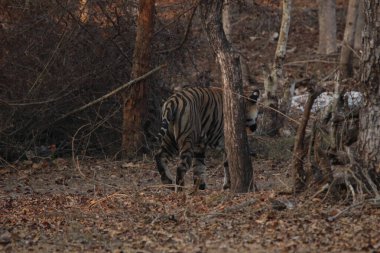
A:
[1, 155, 380, 252]
[1, 0, 380, 252]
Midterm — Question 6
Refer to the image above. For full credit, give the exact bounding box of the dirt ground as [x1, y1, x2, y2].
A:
[1, 1, 380, 253]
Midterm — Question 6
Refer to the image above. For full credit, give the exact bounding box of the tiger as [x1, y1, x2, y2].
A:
[155, 86, 260, 190]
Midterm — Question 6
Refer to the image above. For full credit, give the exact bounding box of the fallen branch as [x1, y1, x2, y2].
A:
[200, 198, 257, 220]
[87, 192, 131, 208]
[327, 201, 364, 222]
[292, 85, 324, 192]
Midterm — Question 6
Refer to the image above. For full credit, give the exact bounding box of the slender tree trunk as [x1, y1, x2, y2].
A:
[222, 0, 231, 41]
[270, 0, 292, 97]
[358, 0, 380, 184]
[318, 0, 337, 54]
[264, 0, 292, 136]
[354, 0, 364, 50]
[329, 75, 343, 152]
[200, 0, 253, 193]
[339, 0, 359, 78]
[122, 0, 155, 158]
[128, 0, 139, 18]
[79, 0, 89, 23]
[24, 0, 30, 10]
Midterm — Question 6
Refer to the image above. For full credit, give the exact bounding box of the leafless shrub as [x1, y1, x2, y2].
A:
[0, 0, 218, 162]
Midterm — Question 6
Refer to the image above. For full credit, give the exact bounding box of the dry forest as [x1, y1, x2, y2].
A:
[1, 0, 380, 252]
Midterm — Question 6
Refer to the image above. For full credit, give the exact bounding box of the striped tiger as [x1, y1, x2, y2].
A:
[155, 86, 260, 190]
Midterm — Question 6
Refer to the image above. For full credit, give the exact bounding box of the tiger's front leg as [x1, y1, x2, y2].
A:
[193, 155, 207, 190]
[176, 152, 193, 189]
[192, 144, 207, 190]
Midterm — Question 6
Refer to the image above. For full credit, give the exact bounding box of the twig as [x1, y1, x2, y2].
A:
[274, 174, 292, 192]
[346, 167, 369, 196]
[0, 96, 67, 106]
[151, 213, 178, 225]
[218, 198, 257, 213]
[56, 0, 132, 64]
[311, 183, 330, 199]
[154, 1, 198, 36]
[27, 29, 69, 95]
[71, 124, 90, 179]
[361, 167, 380, 198]
[141, 184, 180, 191]
[344, 167, 360, 203]
[157, 4, 198, 54]
[211, 86, 301, 125]
[0, 156, 16, 170]
[231, 15, 250, 28]
[285, 60, 338, 66]
[341, 41, 361, 59]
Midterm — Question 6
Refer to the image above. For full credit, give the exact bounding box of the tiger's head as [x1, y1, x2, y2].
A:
[245, 89, 260, 132]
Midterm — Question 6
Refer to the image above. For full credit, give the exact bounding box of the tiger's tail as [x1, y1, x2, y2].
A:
[155, 98, 178, 186]
[158, 99, 177, 141]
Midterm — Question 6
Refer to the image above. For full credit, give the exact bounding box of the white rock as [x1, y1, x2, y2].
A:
[291, 91, 363, 112]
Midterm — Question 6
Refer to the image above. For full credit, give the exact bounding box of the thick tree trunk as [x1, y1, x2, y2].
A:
[318, 0, 337, 54]
[358, 0, 380, 182]
[222, 0, 250, 88]
[200, 0, 253, 193]
[339, 0, 359, 78]
[122, 0, 155, 158]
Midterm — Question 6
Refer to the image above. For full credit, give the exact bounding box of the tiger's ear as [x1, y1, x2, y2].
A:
[249, 89, 260, 103]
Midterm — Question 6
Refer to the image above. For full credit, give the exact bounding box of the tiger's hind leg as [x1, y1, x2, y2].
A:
[155, 150, 174, 185]
[193, 144, 207, 190]
[176, 139, 194, 189]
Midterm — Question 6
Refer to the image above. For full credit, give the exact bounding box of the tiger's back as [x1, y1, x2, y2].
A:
[159, 87, 224, 153]
[155, 86, 259, 189]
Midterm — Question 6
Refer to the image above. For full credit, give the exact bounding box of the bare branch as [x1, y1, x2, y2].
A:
[53, 64, 166, 124]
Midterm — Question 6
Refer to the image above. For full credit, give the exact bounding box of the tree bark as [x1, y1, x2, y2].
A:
[122, 0, 155, 158]
[318, 0, 337, 54]
[339, 0, 359, 78]
[200, 0, 253, 193]
[358, 0, 380, 182]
